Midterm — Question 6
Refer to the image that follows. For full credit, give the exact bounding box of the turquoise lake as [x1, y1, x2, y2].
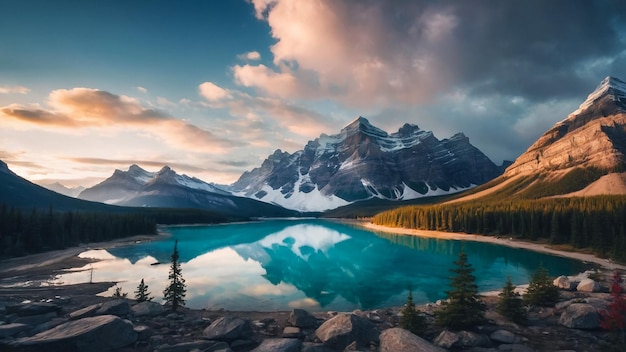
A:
[53, 219, 591, 311]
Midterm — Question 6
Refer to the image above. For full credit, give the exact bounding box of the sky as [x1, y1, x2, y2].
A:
[1, 0, 626, 187]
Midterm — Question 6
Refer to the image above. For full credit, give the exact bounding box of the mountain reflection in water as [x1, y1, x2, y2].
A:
[52, 220, 590, 311]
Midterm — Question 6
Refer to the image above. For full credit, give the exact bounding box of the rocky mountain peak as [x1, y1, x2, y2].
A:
[341, 116, 388, 138]
[0, 160, 12, 175]
[504, 76, 626, 177]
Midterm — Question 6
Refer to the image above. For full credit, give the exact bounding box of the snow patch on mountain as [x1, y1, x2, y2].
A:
[570, 76, 626, 116]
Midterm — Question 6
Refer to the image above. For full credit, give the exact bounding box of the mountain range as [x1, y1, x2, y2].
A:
[4, 75, 625, 216]
[77, 164, 297, 218]
[231, 117, 503, 211]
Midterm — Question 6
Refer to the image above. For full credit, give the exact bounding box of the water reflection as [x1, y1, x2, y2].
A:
[52, 220, 590, 311]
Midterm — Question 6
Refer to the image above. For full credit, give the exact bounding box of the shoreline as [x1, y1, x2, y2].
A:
[352, 219, 626, 271]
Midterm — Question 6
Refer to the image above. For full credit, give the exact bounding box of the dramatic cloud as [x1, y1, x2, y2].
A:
[1, 88, 236, 152]
[238, 0, 626, 108]
[0, 85, 30, 94]
[198, 81, 338, 139]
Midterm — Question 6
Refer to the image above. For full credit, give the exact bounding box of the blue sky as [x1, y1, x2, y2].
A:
[1, 0, 625, 186]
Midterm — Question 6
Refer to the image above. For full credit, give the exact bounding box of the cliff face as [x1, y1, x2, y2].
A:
[504, 76, 626, 177]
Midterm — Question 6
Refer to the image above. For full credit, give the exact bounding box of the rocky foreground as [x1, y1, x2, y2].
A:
[0, 270, 618, 352]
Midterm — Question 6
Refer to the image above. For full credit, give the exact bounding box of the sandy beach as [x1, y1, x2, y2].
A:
[358, 220, 626, 271]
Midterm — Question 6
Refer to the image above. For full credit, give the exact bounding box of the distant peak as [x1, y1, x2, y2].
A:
[128, 164, 145, 172]
[341, 116, 388, 137]
[0, 160, 13, 175]
[344, 116, 371, 128]
[158, 165, 173, 173]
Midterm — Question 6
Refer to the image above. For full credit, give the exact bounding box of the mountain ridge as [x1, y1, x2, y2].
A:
[232, 116, 502, 211]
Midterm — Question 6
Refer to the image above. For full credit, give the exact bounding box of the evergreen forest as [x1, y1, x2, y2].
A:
[372, 195, 626, 262]
[0, 204, 238, 259]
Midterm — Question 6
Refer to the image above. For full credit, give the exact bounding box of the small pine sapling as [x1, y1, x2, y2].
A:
[112, 284, 128, 298]
[497, 276, 527, 325]
[135, 278, 153, 302]
[399, 290, 427, 336]
[523, 263, 559, 306]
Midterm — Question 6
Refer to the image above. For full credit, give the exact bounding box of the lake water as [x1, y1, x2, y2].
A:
[52, 219, 591, 311]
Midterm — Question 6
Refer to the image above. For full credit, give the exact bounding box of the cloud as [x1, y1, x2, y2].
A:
[237, 51, 262, 61]
[136, 86, 148, 93]
[0, 85, 30, 94]
[239, 0, 626, 108]
[199, 82, 233, 102]
[198, 81, 338, 139]
[1, 88, 236, 153]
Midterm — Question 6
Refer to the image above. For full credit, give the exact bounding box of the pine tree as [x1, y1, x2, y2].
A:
[135, 278, 152, 302]
[497, 276, 527, 325]
[435, 250, 486, 330]
[163, 240, 186, 311]
[112, 284, 128, 298]
[399, 290, 426, 336]
[523, 263, 559, 306]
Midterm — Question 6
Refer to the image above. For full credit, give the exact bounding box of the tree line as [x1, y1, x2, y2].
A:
[372, 195, 626, 262]
[0, 204, 237, 259]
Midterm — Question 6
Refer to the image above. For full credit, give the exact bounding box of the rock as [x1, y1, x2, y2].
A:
[251, 338, 302, 352]
[0, 323, 30, 338]
[576, 279, 600, 292]
[13, 311, 58, 326]
[156, 340, 229, 352]
[315, 313, 379, 350]
[379, 328, 446, 352]
[558, 303, 600, 329]
[10, 315, 137, 352]
[202, 316, 252, 341]
[6, 302, 60, 317]
[132, 301, 165, 317]
[490, 330, 525, 344]
[32, 317, 69, 335]
[498, 344, 536, 352]
[288, 308, 318, 328]
[583, 297, 608, 310]
[434, 329, 459, 348]
[134, 325, 153, 341]
[458, 330, 492, 348]
[230, 339, 257, 350]
[301, 342, 336, 352]
[555, 299, 579, 310]
[95, 299, 130, 316]
[553, 276, 576, 290]
[69, 303, 102, 320]
[282, 326, 301, 338]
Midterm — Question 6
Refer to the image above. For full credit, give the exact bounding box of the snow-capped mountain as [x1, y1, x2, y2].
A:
[40, 182, 86, 198]
[79, 165, 296, 217]
[504, 76, 626, 178]
[232, 117, 502, 211]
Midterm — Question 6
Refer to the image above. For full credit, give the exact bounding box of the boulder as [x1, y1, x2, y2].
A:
[379, 328, 446, 352]
[288, 308, 318, 328]
[584, 297, 608, 310]
[69, 303, 102, 320]
[95, 299, 130, 316]
[301, 342, 336, 352]
[10, 315, 137, 352]
[13, 311, 58, 326]
[134, 325, 153, 341]
[202, 316, 252, 341]
[558, 303, 600, 329]
[282, 326, 301, 338]
[458, 330, 492, 348]
[131, 301, 165, 317]
[490, 330, 525, 344]
[434, 329, 459, 348]
[498, 344, 536, 352]
[156, 340, 230, 352]
[6, 302, 60, 317]
[251, 338, 302, 352]
[576, 279, 600, 292]
[0, 323, 30, 338]
[315, 313, 379, 350]
[553, 276, 576, 290]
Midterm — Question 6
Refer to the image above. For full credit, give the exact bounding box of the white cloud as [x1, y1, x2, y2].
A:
[136, 86, 148, 93]
[238, 51, 262, 61]
[199, 82, 233, 102]
[0, 85, 30, 94]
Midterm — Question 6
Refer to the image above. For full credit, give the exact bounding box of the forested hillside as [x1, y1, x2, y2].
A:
[372, 195, 626, 262]
[0, 205, 236, 259]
